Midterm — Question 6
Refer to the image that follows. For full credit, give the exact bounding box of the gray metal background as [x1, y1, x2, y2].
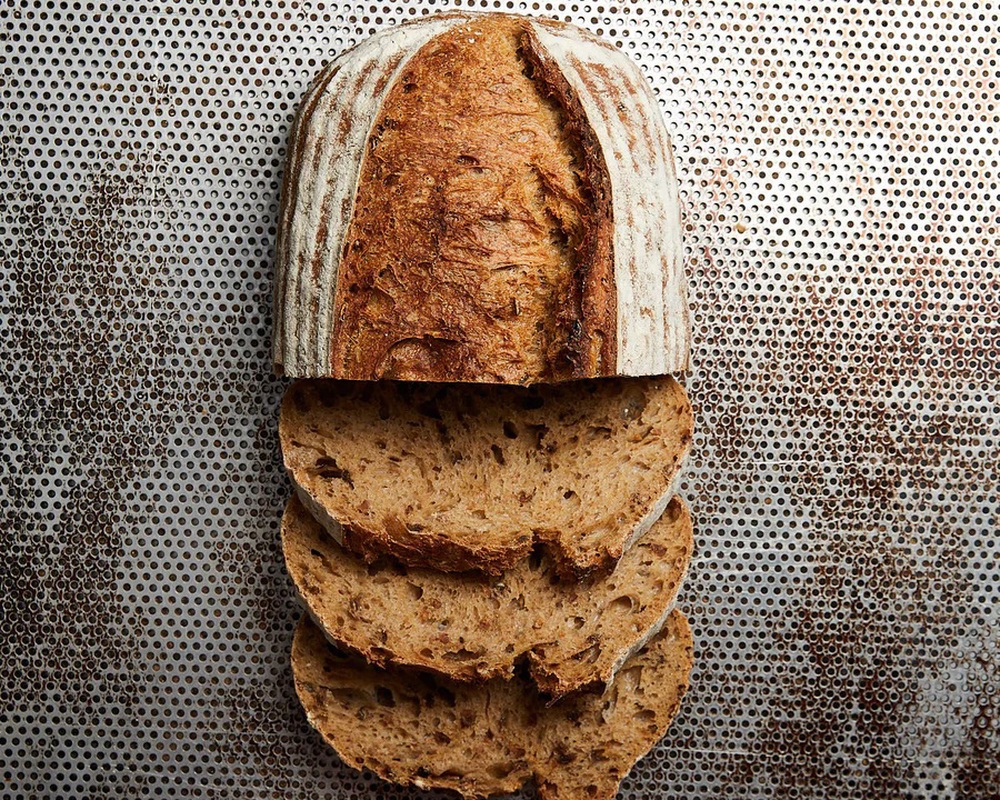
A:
[1, 0, 997, 798]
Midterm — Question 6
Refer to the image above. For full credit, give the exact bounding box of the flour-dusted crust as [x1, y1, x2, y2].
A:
[526, 18, 690, 376]
[291, 609, 693, 800]
[282, 493, 693, 698]
[273, 12, 473, 377]
[274, 13, 689, 383]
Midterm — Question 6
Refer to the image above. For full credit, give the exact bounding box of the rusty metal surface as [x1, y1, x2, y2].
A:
[0, 1, 997, 798]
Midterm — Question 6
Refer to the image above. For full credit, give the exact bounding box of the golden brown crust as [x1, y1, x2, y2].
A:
[519, 23, 617, 377]
[274, 12, 690, 381]
[328, 16, 616, 383]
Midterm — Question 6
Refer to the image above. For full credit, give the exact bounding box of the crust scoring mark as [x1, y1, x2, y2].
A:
[527, 18, 690, 376]
[274, 15, 471, 376]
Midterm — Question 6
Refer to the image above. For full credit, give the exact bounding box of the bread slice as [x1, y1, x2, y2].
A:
[279, 376, 692, 577]
[292, 609, 692, 800]
[282, 492, 692, 698]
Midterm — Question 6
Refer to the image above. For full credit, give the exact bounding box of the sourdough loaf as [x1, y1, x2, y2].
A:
[273, 12, 688, 383]
[292, 609, 692, 800]
[279, 376, 693, 577]
[282, 493, 692, 698]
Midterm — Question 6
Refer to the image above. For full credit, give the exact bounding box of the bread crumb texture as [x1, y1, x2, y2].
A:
[279, 376, 693, 576]
[292, 609, 693, 800]
[282, 493, 692, 696]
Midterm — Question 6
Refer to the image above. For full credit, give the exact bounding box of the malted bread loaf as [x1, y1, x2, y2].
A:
[279, 376, 693, 577]
[282, 493, 693, 698]
[292, 609, 693, 800]
[273, 12, 688, 384]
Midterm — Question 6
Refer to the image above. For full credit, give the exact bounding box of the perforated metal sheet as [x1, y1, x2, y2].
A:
[1, 1, 997, 798]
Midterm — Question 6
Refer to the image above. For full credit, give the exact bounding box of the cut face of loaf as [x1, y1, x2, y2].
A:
[279, 376, 693, 577]
[282, 493, 693, 698]
[292, 610, 692, 800]
[273, 12, 689, 383]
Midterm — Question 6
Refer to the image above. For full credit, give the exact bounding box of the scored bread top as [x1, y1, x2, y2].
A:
[282, 492, 693, 698]
[279, 376, 693, 577]
[273, 12, 688, 383]
[292, 609, 693, 800]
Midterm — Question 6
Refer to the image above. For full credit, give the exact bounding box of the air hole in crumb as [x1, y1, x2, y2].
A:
[443, 648, 479, 661]
[310, 548, 322, 558]
[365, 559, 392, 576]
[610, 595, 636, 613]
[573, 642, 601, 664]
[433, 731, 452, 745]
[406, 582, 424, 601]
[563, 489, 577, 500]
[420, 647, 433, 659]
[570, 616, 585, 629]
[618, 666, 643, 693]
[488, 762, 516, 780]
[403, 82, 417, 93]
[436, 686, 457, 707]
[490, 444, 506, 465]
[502, 421, 518, 438]
[527, 547, 544, 571]
[527, 423, 549, 448]
[374, 686, 395, 707]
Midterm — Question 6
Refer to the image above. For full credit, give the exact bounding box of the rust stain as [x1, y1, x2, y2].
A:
[0, 133, 179, 730]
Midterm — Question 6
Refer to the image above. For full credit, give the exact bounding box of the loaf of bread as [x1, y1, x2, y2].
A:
[273, 12, 688, 383]
[280, 376, 693, 577]
[292, 609, 692, 800]
[282, 493, 692, 698]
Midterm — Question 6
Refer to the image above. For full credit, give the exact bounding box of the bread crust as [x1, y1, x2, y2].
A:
[328, 16, 615, 383]
[273, 12, 689, 382]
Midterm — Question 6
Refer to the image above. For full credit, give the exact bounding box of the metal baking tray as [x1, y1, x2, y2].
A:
[1, 0, 996, 797]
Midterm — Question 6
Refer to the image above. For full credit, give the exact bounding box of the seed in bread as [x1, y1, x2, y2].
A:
[279, 376, 693, 577]
[292, 609, 693, 800]
[282, 493, 692, 698]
